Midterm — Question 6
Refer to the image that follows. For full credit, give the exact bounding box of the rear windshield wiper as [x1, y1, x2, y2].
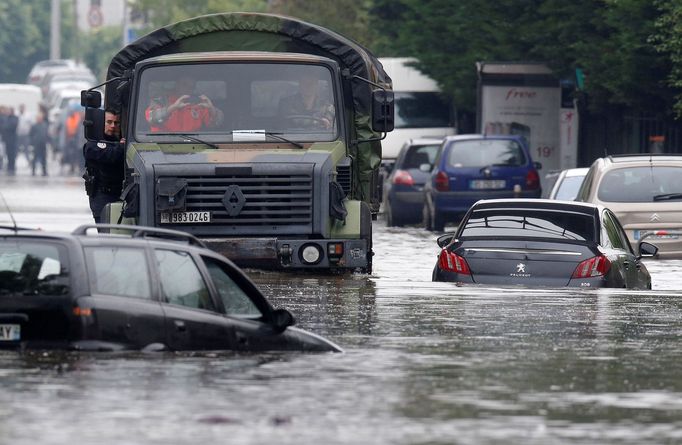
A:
[144, 132, 220, 150]
[653, 193, 682, 201]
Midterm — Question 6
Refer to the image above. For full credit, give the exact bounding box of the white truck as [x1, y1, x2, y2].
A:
[378, 58, 456, 166]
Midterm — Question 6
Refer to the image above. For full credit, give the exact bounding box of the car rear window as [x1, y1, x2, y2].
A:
[598, 166, 682, 202]
[0, 240, 69, 296]
[401, 144, 440, 169]
[460, 209, 595, 242]
[447, 139, 527, 168]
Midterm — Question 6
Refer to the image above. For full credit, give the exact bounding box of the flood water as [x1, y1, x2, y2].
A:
[2, 169, 682, 444]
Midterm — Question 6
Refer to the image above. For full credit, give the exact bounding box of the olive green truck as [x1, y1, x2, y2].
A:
[82, 12, 393, 273]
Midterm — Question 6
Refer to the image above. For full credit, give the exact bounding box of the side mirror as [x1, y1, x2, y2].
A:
[83, 107, 104, 141]
[81, 90, 101, 108]
[534, 161, 543, 170]
[271, 308, 295, 332]
[638, 241, 658, 258]
[436, 233, 455, 248]
[371, 89, 394, 133]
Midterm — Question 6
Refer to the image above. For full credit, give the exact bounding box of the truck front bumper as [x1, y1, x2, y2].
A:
[202, 237, 370, 271]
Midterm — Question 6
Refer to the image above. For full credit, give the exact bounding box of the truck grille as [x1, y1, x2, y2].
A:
[169, 173, 313, 226]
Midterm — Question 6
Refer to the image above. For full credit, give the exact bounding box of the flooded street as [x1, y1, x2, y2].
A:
[2, 169, 682, 444]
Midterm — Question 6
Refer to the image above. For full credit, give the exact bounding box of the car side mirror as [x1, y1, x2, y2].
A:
[638, 241, 658, 258]
[81, 89, 101, 108]
[83, 107, 104, 141]
[371, 89, 394, 133]
[271, 308, 295, 332]
[534, 161, 542, 170]
[436, 233, 455, 248]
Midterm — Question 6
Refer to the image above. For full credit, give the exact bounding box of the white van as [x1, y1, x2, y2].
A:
[379, 58, 456, 164]
[0, 84, 42, 115]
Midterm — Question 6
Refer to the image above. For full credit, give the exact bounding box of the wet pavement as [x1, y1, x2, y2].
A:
[1, 162, 682, 444]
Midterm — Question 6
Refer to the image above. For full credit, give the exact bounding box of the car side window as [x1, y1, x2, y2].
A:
[576, 166, 596, 201]
[602, 212, 626, 251]
[202, 257, 261, 316]
[85, 247, 151, 299]
[607, 211, 634, 254]
[154, 249, 215, 311]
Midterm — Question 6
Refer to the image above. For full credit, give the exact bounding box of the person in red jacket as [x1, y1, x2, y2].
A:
[145, 76, 223, 132]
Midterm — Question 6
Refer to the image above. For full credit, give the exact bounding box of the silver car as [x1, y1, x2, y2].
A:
[576, 154, 682, 258]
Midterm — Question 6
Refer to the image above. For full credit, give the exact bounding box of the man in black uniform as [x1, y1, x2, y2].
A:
[82, 109, 124, 224]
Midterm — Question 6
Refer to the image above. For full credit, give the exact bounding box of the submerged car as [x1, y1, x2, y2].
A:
[0, 224, 341, 352]
[423, 134, 542, 232]
[576, 154, 682, 258]
[432, 199, 658, 288]
[383, 138, 441, 226]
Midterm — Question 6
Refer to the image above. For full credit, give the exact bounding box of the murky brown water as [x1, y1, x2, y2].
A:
[2, 174, 682, 444]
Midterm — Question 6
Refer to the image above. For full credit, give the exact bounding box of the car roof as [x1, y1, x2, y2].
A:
[604, 154, 682, 165]
[405, 137, 444, 146]
[472, 198, 602, 214]
[442, 133, 527, 144]
[0, 224, 209, 253]
[562, 167, 589, 177]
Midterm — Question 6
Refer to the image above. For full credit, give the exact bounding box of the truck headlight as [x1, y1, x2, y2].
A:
[300, 244, 323, 265]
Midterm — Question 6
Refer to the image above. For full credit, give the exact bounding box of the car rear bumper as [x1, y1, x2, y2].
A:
[433, 189, 541, 214]
[433, 267, 609, 288]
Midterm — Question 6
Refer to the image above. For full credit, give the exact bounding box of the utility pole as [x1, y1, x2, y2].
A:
[50, 0, 61, 59]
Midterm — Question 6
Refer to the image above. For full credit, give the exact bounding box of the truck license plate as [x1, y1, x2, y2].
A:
[470, 179, 506, 190]
[0, 324, 21, 341]
[160, 211, 211, 224]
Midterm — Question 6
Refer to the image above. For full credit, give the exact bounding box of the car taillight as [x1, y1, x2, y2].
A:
[571, 255, 611, 278]
[526, 169, 540, 190]
[435, 171, 449, 192]
[392, 169, 415, 186]
[438, 249, 471, 275]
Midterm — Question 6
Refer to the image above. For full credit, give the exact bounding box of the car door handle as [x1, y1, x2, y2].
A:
[174, 320, 186, 332]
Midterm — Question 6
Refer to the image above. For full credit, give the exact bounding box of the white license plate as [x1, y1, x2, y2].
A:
[470, 179, 506, 190]
[0, 324, 21, 341]
[160, 211, 211, 224]
[633, 229, 679, 240]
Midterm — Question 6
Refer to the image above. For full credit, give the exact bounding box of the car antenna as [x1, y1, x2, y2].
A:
[0, 191, 18, 232]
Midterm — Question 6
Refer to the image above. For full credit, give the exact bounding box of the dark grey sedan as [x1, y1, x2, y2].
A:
[432, 199, 658, 289]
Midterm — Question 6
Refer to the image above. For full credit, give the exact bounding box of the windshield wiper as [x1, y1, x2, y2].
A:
[144, 132, 220, 150]
[653, 193, 682, 201]
[262, 132, 304, 149]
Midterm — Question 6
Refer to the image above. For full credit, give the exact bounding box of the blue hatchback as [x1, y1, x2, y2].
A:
[423, 134, 542, 231]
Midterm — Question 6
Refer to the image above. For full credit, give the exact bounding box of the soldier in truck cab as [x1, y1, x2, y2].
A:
[278, 73, 335, 130]
[145, 76, 224, 132]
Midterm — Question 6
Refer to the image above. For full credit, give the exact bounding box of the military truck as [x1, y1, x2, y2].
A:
[82, 12, 393, 273]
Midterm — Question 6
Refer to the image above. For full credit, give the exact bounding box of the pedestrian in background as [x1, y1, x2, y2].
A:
[82, 109, 125, 224]
[29, 110, 49, 176]
[2, 107, 19, 175]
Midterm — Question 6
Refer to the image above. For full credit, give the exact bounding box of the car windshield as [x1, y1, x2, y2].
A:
[598, 166, 682, 202]
[394, 92, 453, 128]
[135, 62, 339, 143]
[0, 240, 69, 296]
[460, 209, 595, 242]
[447, 139, 527, 168]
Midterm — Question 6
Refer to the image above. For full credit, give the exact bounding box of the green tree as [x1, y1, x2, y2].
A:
[652, 0, 682, 116]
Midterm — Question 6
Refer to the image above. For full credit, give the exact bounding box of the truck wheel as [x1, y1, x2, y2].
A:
[385, 202, 403, 227]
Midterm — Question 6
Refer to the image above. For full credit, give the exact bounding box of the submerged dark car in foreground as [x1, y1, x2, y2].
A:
[0, 224, 341, 352]
[432, 199, 658, 288]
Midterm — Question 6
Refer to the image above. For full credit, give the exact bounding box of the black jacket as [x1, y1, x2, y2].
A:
[83, 136, 125, 194]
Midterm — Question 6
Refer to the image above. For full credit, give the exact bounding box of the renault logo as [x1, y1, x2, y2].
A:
[650, 213, 661, 222]
[222, 185, 245, 216]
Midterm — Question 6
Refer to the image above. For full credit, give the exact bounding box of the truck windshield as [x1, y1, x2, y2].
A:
[135, 63, 339, 143]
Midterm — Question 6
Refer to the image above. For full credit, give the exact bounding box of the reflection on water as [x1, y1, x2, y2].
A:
[2, 179, 682, 444]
